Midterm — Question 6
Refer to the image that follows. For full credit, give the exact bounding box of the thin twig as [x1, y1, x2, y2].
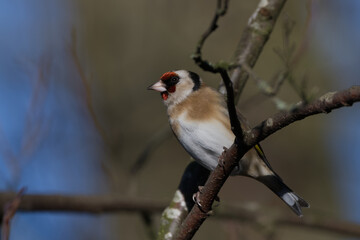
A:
[241, 64, 277, 97]
[241, 64, 293, 110]
[131, 126, 171, 175]
[195, 0, 229, 56]
[273, 12, 316, 104]
[20, 56, 50, 167]
[192, 0, 235, 73]
[1, 188, 25, 240]
[290, 0, 313, 67]
[219, 70, 243, 138]
[242, 0, 313, 109]
[70, 29, 111, 147]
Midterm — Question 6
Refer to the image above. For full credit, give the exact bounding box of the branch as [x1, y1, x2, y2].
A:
[220, 0, 287, 101]
[240, 1, 314, 110]
[0, 193, 166, 214]
[175, 72, 245, 240]
[131, 127, 171, 175]
[247, 86, 360, 146]
[1, 192, 360, 238]
[174, 86, 360, 240]
[70, 29, 111, 148]
[157, 162, 210, 240]
[219, 70, 243, 138]
[241, 64, 292, 110]
[175, 145, 240, 240]
[217, 204, 360, 238]
[1, 188, 25, 240]
[192, 0, 231, 73]
[175, 70, 244, 239]
[191, 0, 287, 99]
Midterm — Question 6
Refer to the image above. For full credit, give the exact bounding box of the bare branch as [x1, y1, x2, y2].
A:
[217, 204, 360, 238]
[0, 57, 50, 188]
[1, 188, 25, 240]
[289, 0, 313, 67]
[247, 86, 360, 146]
[0, 191, 360, 238]
[175, 146, 240, 239]
[0, 192, 360, 237]
[221, 0, 287, 101]
[219, 70, 243, 138]
[131, 126, 171, 175]
[192, 0, 232, 73]
[157, 162, 209, 240]
[191, 0, 287, 101]
[241, 64, 293, 110]
[174, 86, 360, 240]
[70, 28, 111, 147]
[0, 193, 165, 214]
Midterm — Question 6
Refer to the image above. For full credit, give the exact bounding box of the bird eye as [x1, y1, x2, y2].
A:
[171, 76, 179, 83]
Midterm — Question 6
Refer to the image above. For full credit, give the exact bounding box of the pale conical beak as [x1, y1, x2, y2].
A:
[147, 80, 167, 92]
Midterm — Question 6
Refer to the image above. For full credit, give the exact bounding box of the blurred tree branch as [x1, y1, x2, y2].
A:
[240, 1, 314, 111]
[1, 188, 25, 240]
[192, 0, 235, 73]
[0, 191, 360, 238]
[70, 29, 111, 148]
[0, 57, 50, 189]
[131, 127, 171, 176]
[157, 162, 209, 240]
[0, 192, 165, 214]
[220, 0, 287, 101]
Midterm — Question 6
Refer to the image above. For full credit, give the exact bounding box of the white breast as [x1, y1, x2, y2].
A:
[173, 112, 235, 171]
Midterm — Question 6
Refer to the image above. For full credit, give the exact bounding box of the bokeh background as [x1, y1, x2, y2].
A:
[0, 0, 359, 239]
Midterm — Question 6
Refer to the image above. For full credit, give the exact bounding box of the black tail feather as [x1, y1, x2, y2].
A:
[256, 175, 310, 217]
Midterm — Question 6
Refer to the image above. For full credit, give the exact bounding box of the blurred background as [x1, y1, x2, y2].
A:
[0, 0, 359, 239]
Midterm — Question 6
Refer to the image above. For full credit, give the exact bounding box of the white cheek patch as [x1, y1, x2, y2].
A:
[165, 78, 194, 106]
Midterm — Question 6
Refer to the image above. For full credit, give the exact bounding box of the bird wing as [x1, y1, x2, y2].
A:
[254, 143, 275, 173]
[235, 108, 275, 172]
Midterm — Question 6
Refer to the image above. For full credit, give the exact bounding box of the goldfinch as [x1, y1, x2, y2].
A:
[148, 70, 309, 216]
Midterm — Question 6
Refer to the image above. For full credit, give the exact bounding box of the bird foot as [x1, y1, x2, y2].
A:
[192, 186, 219, 215]
[192, 186, 204, 207]
[192, 186, 213, 215]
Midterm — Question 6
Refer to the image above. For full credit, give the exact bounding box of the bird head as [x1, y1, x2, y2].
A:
[147, 70, 201, 106]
